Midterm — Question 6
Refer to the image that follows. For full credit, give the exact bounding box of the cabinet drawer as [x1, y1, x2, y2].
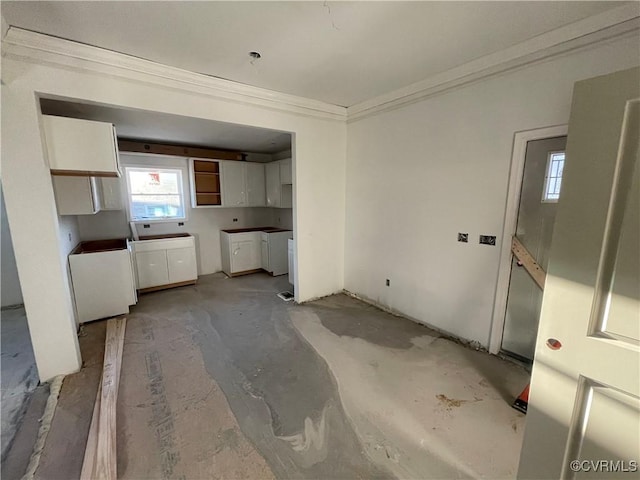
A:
[133, 236, 194, 253]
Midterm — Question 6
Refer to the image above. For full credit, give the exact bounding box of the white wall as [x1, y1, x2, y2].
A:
[56, 213, 80, 324]
[1, 183, 23, 307]
[344, 35, 640, 347]
[2, 40, 346, 380]
[77, 153, 277, 275]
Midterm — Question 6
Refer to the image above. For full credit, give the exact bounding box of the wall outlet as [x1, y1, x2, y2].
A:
[178, 222, 184, 226]
[233, 218, 238, 222]
[386, 279, 390, 286]
[479, 235, 497, 246]
[458, 233, 468, 243]
[68, 232, 72, 242]
[143, 224, 150, 229]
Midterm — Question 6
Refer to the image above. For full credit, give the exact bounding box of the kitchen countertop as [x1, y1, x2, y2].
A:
[71, 238, 128, 255]
[137, 233, 192, 241]
[221, 227, 292, 234]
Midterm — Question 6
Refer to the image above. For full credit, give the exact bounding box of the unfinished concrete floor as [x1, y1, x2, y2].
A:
[34, 272, 528, 479]
[1, 306, 43, 467]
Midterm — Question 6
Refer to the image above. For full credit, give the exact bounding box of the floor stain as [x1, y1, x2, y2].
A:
[435, 394, 469, 409]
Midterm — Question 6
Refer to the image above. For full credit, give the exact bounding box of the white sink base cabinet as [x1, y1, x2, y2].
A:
[132, 236, 198, 292]
[221, 231, 262, 277]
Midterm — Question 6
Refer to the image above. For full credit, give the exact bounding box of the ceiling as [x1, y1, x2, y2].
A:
[40, 99, 292, 154]
[2, 1, 630, 107]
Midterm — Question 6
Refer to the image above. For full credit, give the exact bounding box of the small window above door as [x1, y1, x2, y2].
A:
[542, 151, 565, 203]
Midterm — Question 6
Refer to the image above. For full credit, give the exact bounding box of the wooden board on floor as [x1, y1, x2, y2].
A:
[81, 316, 126, 480]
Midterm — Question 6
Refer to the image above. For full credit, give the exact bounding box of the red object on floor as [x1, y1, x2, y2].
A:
[512, 383, 530, 414]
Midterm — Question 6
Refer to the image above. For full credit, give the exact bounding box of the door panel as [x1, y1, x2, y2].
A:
[231, 240, 259, 272]
[502, 136, 566, 360]
[222, 162, 246, 207]
[246, 163, 266, 206]
[518, 67, 640, 479]
[135, 250, 169, 289]
[167, 247, 197, 283]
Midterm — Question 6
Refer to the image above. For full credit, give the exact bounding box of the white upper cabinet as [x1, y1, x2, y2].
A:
[280, 158, 292, 185]
[266, 161, 292, 208]
[52, 176, 102, 215]
[246, 163, 266, 206]
[221, 161, 246, 207]
[42, 115, 121, 177]
[99, 177, 122, 210]
[220, 161, 266, 207]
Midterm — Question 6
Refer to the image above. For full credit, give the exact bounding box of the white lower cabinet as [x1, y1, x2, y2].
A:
[221, 229, 292, 277]
[133, 235, 197, 291]
[221, 231, 261, 276]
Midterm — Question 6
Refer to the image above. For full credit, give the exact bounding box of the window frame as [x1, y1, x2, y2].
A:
[124, 166, 187, 223]
[541, 150, 565, 203]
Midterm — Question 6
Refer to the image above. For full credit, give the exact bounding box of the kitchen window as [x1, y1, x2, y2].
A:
[125, 167, 186, 222]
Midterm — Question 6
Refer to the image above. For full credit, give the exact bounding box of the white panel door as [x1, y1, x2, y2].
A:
[519, 67, 640, 478]
[167, 247, 197, 283]
[135, 250, 169, 289]
[246, 162, 266, 206]
[100, 177, 122, 210]
[222, 161, 246, 207]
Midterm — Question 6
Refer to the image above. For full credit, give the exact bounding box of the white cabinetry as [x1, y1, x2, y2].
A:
[260, 230, 293, 276]
[52, 175, 102, 215]
[246, 163, 266, 206]
[221, 161, 266, 207]
[99, 177, 122, 210]
[220, 231, 262, 276]
[280, 158, 292, 185]
[43, 115, 121, 177]
[266, 161, 292, 208]
[132, 235, 197, 291]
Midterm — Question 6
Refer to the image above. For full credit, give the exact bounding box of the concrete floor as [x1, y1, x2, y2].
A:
[32, 272, 528, 479]
[1, 306, 42, 465]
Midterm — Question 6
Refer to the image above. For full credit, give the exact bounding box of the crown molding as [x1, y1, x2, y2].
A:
[1, 27, 348, 122]
[347, 4, 640, 122]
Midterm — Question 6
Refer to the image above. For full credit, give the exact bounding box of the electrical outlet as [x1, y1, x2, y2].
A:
[178, 222, 184, 227]
[386, 279, 390, 286]
[68, 233, 72, 242]
[458, 233, 468, 243]
[233, 218, 238, 222]
[143, 224, 150, 229]
[479, 235, 497, 246]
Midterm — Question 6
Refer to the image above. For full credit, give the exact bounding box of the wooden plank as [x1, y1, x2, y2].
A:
[79, 382, 102, 480]
[511, 236, 546, 290]
[91, 317, 127, 480]
[50, 169, 120, 178]
[118, 139, 245, 161]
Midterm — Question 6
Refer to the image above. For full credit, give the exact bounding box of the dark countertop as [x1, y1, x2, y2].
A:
[71, 238, 128, 255]
[221, 227, 292, 234]
[137, 233, 192, 241]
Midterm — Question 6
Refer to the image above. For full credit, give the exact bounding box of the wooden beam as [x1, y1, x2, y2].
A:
[80, 382, 101, 480]
[118, 139, 245, 161]
[82, 317, 126, 480]
[511, 236, 546, 290]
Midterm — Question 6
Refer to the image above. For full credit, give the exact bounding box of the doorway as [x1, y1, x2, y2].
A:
[501, 136, 566, 361]
[489, 125, 568, 357]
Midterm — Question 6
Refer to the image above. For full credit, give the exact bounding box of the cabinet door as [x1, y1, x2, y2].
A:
[280, 158, 292, 185]
[43, 115, 120, 176]
[100, 177, 122, 210]
[261, 238, 270, 271]
[167, 247, 197, 283]
[246, 163, 266, 207]
[222, 162, 246, 207]
[135, 250, 169, 289]
[231, 240, 260, 273]
[265, 162, 281, 208]
[52, 176, 100, 215]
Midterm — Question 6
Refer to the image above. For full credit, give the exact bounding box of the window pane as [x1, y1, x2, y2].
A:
[131, 194, 184, 220]
[128, 171, 180, 195]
